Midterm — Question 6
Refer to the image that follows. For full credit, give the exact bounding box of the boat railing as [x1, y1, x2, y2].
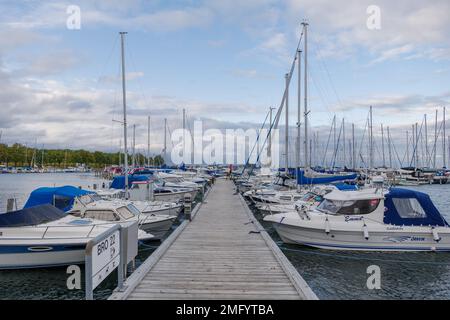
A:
[1, 222, 119, 240]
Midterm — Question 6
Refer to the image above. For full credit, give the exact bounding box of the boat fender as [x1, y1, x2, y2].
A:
[325, 218, 330, 234]
[432, 227, 441, 242]
[363, 224, 369, 240]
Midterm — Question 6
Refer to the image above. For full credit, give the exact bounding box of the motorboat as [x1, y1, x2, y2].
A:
[70, 196, 177, 240]
[0, 204, 153, 269]
[264, 187, 450, 251]
[256, 186, 334, 215]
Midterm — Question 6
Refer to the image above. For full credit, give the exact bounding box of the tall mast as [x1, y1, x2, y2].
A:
[296, 49, 302, 182]
[120, 32, 129, 198]
[302, 22, 309, 168]
[387, 126, 392, 168]
[183, 108, 186, 163]
[119, 139, 122, 167]
[406, 130, 410, 167]
[268, 107, 274, 157]
[342, 118, 346, 168]
[443, 106, 446, 168]
[147, 116, 151, 166]
[381, 124, 385, 167]
[352, 123, 355, 169]
[285, 73, 289, 173]
[132, 124, 136, 168]
[434, 109, 438, 168]
[164, 118, 167, 164]
[369, 106, 373, 169]
[415, 123, 419, 167]
[424, 114, 428, 167]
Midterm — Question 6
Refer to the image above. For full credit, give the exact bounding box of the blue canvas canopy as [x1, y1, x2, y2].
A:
[0, 204, 66, 227]
[23, 186, 93, 212]
[110, 175, 150, 189]
[296, 169, 358, 185]
[384, 188, 449, 227]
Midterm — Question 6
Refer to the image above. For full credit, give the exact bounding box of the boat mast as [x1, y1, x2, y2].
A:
[147, 115, 151, 166]
[132, 124, 136, 168]
[342, 118, 346, 168]
[352, 123, 355, 169]
[296, 49, 302, 189]
[415, 123, 419, 167]
[183, 108, 186, 164]
[406, 130, 410, 167]
[369, 106, 373, 169]
[268, 107, 274, 157]
[434, 109, 438, 168]
[424, 114, 428, 167]
[302, 22, 309, 169]
[381, 124, 385, 167]
[285, 73, 289, 174]
[443, 106, 446, 168]
[120, 31, 129, 198]
[163, 118, 167, 164]
[387, 126, 392, 168]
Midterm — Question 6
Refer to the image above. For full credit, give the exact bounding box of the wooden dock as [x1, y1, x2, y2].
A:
[109, 178, 317, 300]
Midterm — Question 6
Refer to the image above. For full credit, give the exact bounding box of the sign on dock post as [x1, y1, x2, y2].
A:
[85, 224, 123, 300]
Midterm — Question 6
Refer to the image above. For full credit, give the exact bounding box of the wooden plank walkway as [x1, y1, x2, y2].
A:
[109, 178, 317, 300]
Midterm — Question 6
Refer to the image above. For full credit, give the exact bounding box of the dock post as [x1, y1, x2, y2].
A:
[184, 194, 192, 221]
[6, 198, 16, 212]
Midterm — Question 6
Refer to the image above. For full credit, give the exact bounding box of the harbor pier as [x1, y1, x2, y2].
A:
[109, 178, 317, 300]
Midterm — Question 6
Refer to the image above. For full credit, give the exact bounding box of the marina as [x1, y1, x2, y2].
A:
[1, 0, 450, 304]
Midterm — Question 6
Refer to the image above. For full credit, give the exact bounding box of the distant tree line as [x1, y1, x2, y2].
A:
[0, 143, 164, 168]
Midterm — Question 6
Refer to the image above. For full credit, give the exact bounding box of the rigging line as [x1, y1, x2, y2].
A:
[244, 25, 305, 176]
[127, 41, 153, 117]
[409, 118, 425, 167]
[272, 28, 304, 130]
[331, 118, 343, 168]
[357, 115, 369, 168]
[308, 67, 335, 123]
[309, 31, 345, 109]
[244, 110, 271, 177]
[322, 116, 334, 168]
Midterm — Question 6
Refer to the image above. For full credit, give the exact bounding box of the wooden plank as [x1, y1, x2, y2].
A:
[109, 179, 316, 300]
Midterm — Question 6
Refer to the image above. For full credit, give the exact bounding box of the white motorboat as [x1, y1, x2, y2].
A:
[264, 187, 450, 252]
[130, 180, 198, 203]
[256, 186, 334, 215]
[0, 204, 153, 269]
[70, 197, 176, 240]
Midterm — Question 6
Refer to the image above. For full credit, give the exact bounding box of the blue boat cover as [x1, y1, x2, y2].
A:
[384, 188, 449, 227]
[23, 186, 92, 212]
[0, 204, 66, 227]
[110, 175, 150, 189]
[296, 169, 358, 185]
[334, 183, 359, 191]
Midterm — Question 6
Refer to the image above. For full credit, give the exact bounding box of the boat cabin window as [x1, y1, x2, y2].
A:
[116, 206, 135, 220]
[84, 210, 119, 221]
[392, 198, 426, 219]
[318, 199, 380, 215]
[54, 195, 72, 210]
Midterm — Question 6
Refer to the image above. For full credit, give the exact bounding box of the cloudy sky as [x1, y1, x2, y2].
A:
[0, 0, 449, 166]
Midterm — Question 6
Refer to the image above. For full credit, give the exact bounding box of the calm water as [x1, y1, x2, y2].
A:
[2, 174, 450, 300]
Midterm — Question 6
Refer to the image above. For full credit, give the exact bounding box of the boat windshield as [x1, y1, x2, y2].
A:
[318, 199, 380, 215]
[116, 206, 135, 220]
